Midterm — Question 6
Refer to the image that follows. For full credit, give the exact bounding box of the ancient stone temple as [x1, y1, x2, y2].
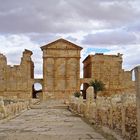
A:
[83, 53, 135, 95]
[41, 38, 82, 99]
[0, 50, 34, 98]
[0, 38, 135, 99]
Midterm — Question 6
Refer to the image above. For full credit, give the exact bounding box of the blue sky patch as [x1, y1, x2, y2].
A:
[87, 48, 110, 53]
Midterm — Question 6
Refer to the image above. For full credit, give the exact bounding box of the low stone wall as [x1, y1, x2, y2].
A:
[69, 93, 137, 140]
[0, 97, 40, 120]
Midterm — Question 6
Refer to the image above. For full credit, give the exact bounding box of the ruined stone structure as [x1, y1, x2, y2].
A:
[0, 38, 135, 99]
[69, 89, 137, 140]
[0, 49, 34, 99]
[41, 39, 82, 99]
[83, 53, 135, 95]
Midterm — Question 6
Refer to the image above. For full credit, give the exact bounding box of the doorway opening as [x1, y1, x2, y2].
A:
[80, 83, 89, 99]
[32, 83, 42, 99]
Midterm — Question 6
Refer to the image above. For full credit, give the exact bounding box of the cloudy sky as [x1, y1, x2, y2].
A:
[0, 0, 140, 79]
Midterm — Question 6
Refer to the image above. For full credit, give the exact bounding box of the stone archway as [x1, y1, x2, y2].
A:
[80, 78, 92, 99]
[80, 82, 89, 99]
[32, 79, 43, 99]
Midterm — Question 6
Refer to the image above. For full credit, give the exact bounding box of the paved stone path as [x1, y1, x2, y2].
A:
[0, 100, 106, 140]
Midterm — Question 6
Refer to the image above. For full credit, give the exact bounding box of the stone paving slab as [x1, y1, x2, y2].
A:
[0, 100, 106, 140]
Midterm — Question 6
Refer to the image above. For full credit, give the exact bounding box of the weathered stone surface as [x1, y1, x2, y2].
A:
[69, 93, 137, 140]
[86, 86, 94, 104]
[83, 53, 135, 95]
[0, 100, 106, 140]
[0, 96, 6, 118]
[0, 98, 39, 120]
[0, 38, 136, 100]
[0, 38, 139, 139]
[41, 38, 82, 99]
[0, 50, 34, 99]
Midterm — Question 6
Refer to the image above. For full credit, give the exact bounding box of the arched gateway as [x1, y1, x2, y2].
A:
[32, 79, 43, 99]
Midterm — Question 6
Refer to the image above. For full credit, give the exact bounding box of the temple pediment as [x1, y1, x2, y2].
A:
[41, 38, 83, 50]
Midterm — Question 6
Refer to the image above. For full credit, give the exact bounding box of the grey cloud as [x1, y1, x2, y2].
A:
[28, 33, 61, 44]
[0, 35, 39, 55]
[0, 0, 79, 33]
[104, 45, 140, 70]
[123, 47, 140, 66]
[82, 30, 137, 46]
[126, 21, 140, 32]
[0, 0, 140, 34]
[66, 36, 77, 42]
[56, 0, 139, 27]
[28, 33, 79, 47]
[6, 51, 22, 65]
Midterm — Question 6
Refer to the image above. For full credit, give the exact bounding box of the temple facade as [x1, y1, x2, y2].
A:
[41, 39, 82, 99]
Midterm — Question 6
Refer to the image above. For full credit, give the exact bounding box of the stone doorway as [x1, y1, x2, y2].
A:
[32, 83, 43, 99]
[80, 83, 89, 99]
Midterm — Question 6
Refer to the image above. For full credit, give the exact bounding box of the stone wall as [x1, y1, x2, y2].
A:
[0, 49, 34, 99]
[69, 87, 137, 140]
[0, 97, 40, 120]
[83, 53, 135, 96]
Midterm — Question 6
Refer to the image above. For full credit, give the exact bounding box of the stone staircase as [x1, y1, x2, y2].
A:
[30, 99, 69, 109]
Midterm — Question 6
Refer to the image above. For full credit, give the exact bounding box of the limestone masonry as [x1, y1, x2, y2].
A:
[83, 53, 135, 96]
[41, 39, 82, 99]
[0, 49, 34, 99]
[0, 38, 135, 99]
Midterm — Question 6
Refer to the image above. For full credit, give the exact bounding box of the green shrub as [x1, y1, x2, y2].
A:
[89, 79, 105, 99]
[74, 91, 81, 98]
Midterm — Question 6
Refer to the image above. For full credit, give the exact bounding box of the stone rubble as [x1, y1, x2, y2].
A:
[69, 86, 137, 140]
[0, 97, 40, 120]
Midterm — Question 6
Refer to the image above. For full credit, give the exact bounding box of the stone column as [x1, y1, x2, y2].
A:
[65, 58, 69, 89]
[53, 58, 56, 90]
[0, 96, 6, 118]
[121, 105, 126, 136]
[134, 66, 140, 140]
[86, 86, 94, 119]
[42, 58, 47, 100]
[76, 57, 80, 90]
[121, 94, 126, 136]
